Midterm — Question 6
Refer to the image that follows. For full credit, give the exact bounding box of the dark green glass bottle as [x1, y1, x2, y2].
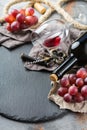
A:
[50, 32, 87, 81]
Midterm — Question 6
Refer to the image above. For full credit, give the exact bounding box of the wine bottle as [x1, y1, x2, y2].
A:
[50, 32, 87, 82]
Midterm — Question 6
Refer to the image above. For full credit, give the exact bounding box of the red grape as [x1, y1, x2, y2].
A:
[11, 9, 19, 18]
[6, 24, 12, 32]
[5, 7, 38, 32]
[25, 7, 34, 16]
[68, 73, 77, 85]
[5, 14, 15, 23]
[81, 85, 87, 98]
[11, 21, 20, 32]
[74, 93, 84, 103]
[25, 16, 33, 26]
[76, 67, 87, 79]
[20, 9, 25, 15]
[57, 87, 68, 97]
[76, 78, 84, 87]
[25, 15, 38, 26]
[68, 84, 78, 96]
[32, 15, 38, 24]
[63, 93, 72, 103]
[20, 23, 28, 29]
[60, 77, 70, 87]
[84, 77, 87, 85]
[16, 13, 25, 23]
[58, 67, 87, 103]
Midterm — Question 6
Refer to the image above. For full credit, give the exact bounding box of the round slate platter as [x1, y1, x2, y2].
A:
[0, 44, 67, 123]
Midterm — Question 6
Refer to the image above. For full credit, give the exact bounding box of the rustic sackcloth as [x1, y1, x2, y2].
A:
[0, 23, 32, 49]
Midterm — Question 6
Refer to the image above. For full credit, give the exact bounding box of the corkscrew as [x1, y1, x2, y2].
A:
[21, 48, 67, 67]
[21, 53, 53, 67]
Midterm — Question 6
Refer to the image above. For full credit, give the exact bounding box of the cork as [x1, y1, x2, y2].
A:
[50, 74, 58, 82]
[34, 2, 46, 14]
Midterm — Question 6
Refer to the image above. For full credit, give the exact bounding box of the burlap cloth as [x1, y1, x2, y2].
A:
[0, 23, 32, 49]
[48, 76, 87, 113]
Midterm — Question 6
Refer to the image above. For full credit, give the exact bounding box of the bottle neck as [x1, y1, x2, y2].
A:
[50, 54, 77, 81]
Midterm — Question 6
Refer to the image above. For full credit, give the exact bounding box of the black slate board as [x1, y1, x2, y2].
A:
[0, 44, 67, 123]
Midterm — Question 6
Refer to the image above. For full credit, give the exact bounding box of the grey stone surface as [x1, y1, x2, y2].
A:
[0, 44, 67, 122]
[0, 0, 87, 130]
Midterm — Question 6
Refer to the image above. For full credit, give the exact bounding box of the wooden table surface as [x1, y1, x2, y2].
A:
[0, 0, 87, 130]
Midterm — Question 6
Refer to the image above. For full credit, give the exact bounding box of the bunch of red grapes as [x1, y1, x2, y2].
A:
[5, 8, 38, 32]
[57, 67, 87, 103]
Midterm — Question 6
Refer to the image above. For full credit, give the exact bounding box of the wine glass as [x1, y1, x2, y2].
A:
[31, 18, 71, 54]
